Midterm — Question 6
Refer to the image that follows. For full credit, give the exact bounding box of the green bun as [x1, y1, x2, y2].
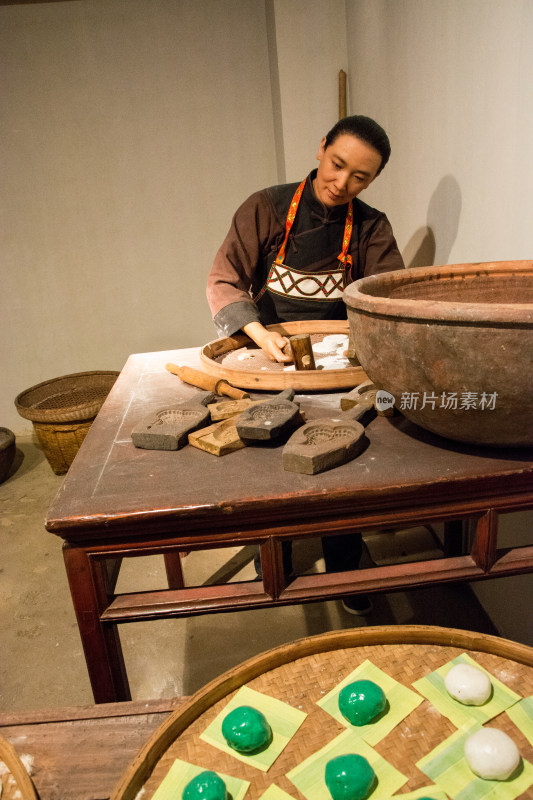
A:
[338, 680, 387, 726]
[325, 754, 376, 800]
[182, 770, 227, 800]
[221, 705, 272, 753]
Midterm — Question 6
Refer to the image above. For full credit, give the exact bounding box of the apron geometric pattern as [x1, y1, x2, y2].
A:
[264, 263, 346, 300]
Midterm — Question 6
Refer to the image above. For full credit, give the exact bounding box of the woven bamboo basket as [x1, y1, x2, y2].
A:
[14, 371, 119, 474]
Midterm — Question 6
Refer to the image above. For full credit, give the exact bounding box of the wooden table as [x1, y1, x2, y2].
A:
[45, 348, 533, 704]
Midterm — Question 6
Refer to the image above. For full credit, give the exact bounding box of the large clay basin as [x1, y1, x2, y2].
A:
[343, 260, 533, 447]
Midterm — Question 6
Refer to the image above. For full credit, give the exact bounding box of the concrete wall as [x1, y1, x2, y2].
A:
[2, 0, 348, 433]
[2, 0, 278, 432]
[273, 0, 347, 182]
[345, 0, 533, 268]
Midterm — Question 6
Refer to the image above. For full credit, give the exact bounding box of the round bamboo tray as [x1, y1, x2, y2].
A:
[0, 734, 38, 800]
[200, 321, 367, 391]
[110, 625, 533, 799]
[15, 371, 120, 423]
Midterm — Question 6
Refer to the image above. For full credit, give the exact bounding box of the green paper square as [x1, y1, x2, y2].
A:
[507, 696, 533, 747]
[286, 727, 407, 800]
[317, 659, 423, 745]
[389, 788, 449, 799]
[416, 721, 533, 800]
[151, 758, 249, 800]
[412, 653, 521, 728]
[258, 786, 297, 800]
[200, 685, 306, 771]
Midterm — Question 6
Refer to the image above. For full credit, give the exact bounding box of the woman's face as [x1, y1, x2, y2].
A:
[313, 133, 382, 207]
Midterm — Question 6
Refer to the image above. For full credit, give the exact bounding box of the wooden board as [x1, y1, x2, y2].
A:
[110, 625, 533, 800]
[200, 321, 367, 391]
[0, 699, 185, 800]
[188, 417, 245, 455]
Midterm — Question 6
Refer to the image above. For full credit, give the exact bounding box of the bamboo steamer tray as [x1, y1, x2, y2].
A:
[0, 734, 38, 800]
[111, 625, 533, 799]
[200, 321, 367, 391]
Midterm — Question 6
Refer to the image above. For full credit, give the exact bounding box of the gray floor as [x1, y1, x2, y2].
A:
[1, 435, 531, 713]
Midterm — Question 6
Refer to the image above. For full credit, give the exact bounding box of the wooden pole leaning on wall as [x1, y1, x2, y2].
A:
[338, 69, 347, 119]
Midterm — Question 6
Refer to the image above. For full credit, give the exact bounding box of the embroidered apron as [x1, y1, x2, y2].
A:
[254, 179, 353, 322]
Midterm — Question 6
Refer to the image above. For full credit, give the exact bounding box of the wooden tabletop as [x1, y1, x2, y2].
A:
[46, 347, 533, 543]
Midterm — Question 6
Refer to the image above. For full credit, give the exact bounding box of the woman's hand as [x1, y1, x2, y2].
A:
[242, 322, 292, 363]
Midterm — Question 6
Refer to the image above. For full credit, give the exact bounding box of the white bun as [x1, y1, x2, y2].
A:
[464, 728, 520, 780]
[444, 663, 492, 705]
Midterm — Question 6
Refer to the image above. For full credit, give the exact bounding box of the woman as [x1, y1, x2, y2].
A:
[207, 114, 404, 357]
[206, 115, 404, 614]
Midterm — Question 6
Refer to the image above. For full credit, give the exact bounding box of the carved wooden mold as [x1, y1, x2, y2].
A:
[235, 389, 304, 442]
[282, 417, 366, 474]
[131, 392, 214, 450]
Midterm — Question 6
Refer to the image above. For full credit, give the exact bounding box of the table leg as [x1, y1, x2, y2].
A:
[259, 539, 287, 599]
[104, 557, 122, 592]
[163, 552, 185, 589]
[62, 544, 131, 703]
[471, 509, 498, 572]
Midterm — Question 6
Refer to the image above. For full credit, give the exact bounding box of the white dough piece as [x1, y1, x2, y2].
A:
[322, 334, 349, 347]
[315, 355, 350, 369]
[464, 728, 520, 780]
[312, 334, 349, 354]
[444, 663, 492, 705]
[312, 340, 336, 354]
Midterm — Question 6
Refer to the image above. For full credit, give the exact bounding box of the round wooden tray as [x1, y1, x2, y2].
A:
[110, 625, 533, 799]
[200, 321, 367, 391]
[0, 734, 38, 800]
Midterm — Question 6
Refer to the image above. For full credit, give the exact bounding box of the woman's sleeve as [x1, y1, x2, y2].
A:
[359, 213, 405, 278]
[206, 190, 277, 337]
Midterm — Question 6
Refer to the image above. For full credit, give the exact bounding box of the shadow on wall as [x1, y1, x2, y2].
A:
[403, 175, 462, 268]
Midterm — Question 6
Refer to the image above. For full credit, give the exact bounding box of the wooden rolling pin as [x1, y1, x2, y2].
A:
[165, 363, 249, 400]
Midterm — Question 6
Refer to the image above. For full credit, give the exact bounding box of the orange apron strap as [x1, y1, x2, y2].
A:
[339, 201, 353, 269]
[274, 180, 306, 265]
